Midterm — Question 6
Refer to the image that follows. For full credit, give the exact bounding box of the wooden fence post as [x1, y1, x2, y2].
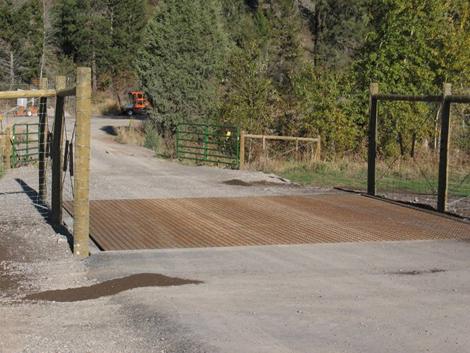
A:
[73, 67, 91, 257]
[3, 127, 11, 170]
[239, 130, 245, 169]
[314, 137, 321, 162]
[38, 78, 48, 203]
[367, 82, 379, 196]
[437, 83, 452, 212]
[51, 76, 66, 226]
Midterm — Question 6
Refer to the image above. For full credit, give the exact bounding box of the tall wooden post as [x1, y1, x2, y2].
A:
[367, 83, 379, 195]
[51, 76, 66, 226]
[239, 130, 245, 169]
[38, 78, 48, 203]
[3, 127, 11, 170]
[73, 67, 91, 257]
[437, 83, 452, 212]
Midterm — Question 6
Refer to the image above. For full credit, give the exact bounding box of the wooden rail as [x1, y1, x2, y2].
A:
[240, 132, 321, 169]
[0, 89, 56, 99]
[372, 93, 470, 104]
[0, 87, 76, 100]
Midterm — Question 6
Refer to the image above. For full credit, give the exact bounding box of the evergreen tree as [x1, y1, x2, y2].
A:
[136, 0, 228, 131]
[0, 0, 44, 85]
[105, 0, 147, 101]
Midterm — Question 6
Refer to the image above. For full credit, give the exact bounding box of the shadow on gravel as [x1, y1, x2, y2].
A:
[15, 179, 49, 221]
[24, 273, 202, 302]
[100, 125, 118, 136]
[15, 178, 74, 251]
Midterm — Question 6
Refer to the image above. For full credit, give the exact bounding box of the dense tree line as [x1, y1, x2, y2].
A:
[1, 0, 469, 157]
[1, 0, 148, 100]
[137, 0, 469, 157]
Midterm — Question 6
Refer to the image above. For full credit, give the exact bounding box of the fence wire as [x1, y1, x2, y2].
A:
[62, 95, 76, 204]
[375, 101, 441, 209]
[448, 104, 470, 218]
[0, 98, 54, 222]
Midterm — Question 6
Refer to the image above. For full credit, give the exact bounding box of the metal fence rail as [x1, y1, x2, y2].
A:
[176, 123, 240, 168]
[11, 123, 40, 166]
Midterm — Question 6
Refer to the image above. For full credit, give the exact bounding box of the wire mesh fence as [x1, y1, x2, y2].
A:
[447, 104, 470, 218]
[0, 113, 54, 222]
[62, 95, 77, 204]
[375, 101, 442, 209]
[0, 81, 72, 223]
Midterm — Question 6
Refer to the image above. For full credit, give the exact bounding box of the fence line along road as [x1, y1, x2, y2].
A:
[240, 132, 321, 169]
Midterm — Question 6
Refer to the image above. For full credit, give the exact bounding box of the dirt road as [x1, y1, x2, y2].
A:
[1, 116, 470, 353]
[87, 116, 324, 200]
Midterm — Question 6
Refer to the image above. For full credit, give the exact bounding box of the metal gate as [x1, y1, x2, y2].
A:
[11, 123, 40, 167]
[176, 123, 240, 168]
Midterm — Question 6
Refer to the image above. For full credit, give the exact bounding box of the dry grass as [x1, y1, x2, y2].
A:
[93, 92, 121, 116]
[115, 121, 145, 146]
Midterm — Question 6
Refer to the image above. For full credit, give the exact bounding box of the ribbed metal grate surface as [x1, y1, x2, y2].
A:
[65, 194, 470, 251]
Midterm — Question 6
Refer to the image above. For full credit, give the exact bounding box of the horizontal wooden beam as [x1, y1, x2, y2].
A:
[373, 94, 442, 102]
[0, 89, 57, 99]
[373, 93, 470, 104]
[447, 95, 470, 104]
[244, 134, 320, 142]
[56, 87, 76, 97]
[0, 86, 77, 99]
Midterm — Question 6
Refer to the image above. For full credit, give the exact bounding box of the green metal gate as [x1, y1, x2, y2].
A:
[176, 123, 240, 168]
[11, 123, 40, 167]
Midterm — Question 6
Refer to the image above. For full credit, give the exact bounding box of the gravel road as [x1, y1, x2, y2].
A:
[1, 115, 470, 353]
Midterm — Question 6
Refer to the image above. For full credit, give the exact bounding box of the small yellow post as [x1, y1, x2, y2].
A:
[73, 67, 91, 257]
[239, 130, 245, 169]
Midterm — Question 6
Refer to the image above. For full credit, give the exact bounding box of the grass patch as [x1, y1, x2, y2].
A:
[143, 123, 176, 159]
[251, 158, 469, 197]
[277, 160, 367, 191]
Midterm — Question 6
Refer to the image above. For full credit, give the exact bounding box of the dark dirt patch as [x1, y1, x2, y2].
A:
[24, 273, 202, 302]
[0, 269, 22, 292]
[223, 179, 293, 187]
[389, 268, 447, 276]
[0, 249, 23, 292]
[0, 226, 27, 293]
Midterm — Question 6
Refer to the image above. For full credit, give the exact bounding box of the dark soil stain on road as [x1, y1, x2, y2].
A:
[24, 273, 202, 302]
[223, 179, 293, 187]
[389, 268, 446, 276]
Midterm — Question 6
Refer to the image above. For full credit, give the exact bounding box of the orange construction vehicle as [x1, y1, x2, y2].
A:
[122, 90, 150, 116]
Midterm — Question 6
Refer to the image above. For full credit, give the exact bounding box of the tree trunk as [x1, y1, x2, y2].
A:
[410, 132, 416, 158]
[9, 50, 14, 88]
[39, 0, 47, 80]
[398, 132, 405, 156]
[92, 48, 97, 93]
[111, 77, 122, 109]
